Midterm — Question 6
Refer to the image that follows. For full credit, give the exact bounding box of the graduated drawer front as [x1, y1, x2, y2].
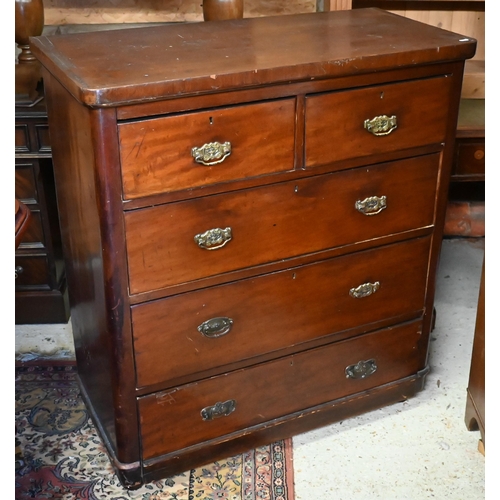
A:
[138, 320, 423, 460]
[125, 154, 438, 294]
[118, 99, 296, 199]
[133, 236, 430, 388]
[305, 76, 452, 167]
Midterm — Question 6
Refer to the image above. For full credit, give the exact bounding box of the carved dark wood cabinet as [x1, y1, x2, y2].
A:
[15, 74, 70, 324]
[31, 9, 475, 487]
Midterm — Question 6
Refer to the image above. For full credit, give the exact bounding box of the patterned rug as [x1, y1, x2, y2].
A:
[15, 363, 295, 500]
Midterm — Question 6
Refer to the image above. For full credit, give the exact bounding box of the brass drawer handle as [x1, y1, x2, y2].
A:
[201, 399, 236, 421]
[355, 195, 387, 216]
[198, 317, 234, 338]
[364, 115, 397, 136]
[346, 359, 377, 379]
[15, 266, 24, 279]
[194, 227, 232, 250]
[349, 281, 380, 299]
[192, 141, 231, 166]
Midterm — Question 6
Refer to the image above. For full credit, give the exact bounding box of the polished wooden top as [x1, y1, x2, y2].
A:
[30, 8, 476, 107]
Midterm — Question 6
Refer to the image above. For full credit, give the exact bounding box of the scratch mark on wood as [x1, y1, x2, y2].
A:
[156, 390, 177, 405]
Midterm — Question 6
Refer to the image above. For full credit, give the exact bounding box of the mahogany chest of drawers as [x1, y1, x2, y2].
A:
[31, 9, 475, 487]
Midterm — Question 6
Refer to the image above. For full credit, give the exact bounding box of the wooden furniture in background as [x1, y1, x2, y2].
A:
[31, 9, 475, 488]
[203, 0, 244, 20]
[42, 0, 317, 24]
[323, 0, 353, 9]
[15, 88, 70, 324]
[15, 200, 32, 250]
[347, 0, 485, 99]
[346, 1, 485, 237]
[15, 199, 31, 470]
[15, 0, 45, 63]
[15, 0, 70, 324]
[453, 99, 485, 183]
[444, 97, 485, 236]
[465, 259, 485, 452]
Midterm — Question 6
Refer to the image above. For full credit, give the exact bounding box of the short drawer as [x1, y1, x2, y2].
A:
[118, 99, 296, 199]
[138, 319, 424, 460]
[125, 154, 439, 294]
[132, 236, 430, 388]
[452, 139, 485, 179]
[305, 76, 452, 167]
[15, 255, 51, 287]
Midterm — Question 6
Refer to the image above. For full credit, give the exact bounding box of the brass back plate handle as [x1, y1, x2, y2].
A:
[345, 359, 378, 379]
[201, 399, 236, 421]
[355, 195, 387, 216]
[198, 317, 234, 338]
[349, 281, 380, 299]
[194, 227, 232, 250]
[364, 115, 397, 136]
[192, 141, 231, 166]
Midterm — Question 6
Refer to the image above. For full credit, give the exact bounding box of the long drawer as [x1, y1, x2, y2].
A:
[125, 154, 439, 294]
[132, 236, 431, 388]
[138, 319, 424, 460]
[118, 99, 296, 199]
[305, 76, 452, 167]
